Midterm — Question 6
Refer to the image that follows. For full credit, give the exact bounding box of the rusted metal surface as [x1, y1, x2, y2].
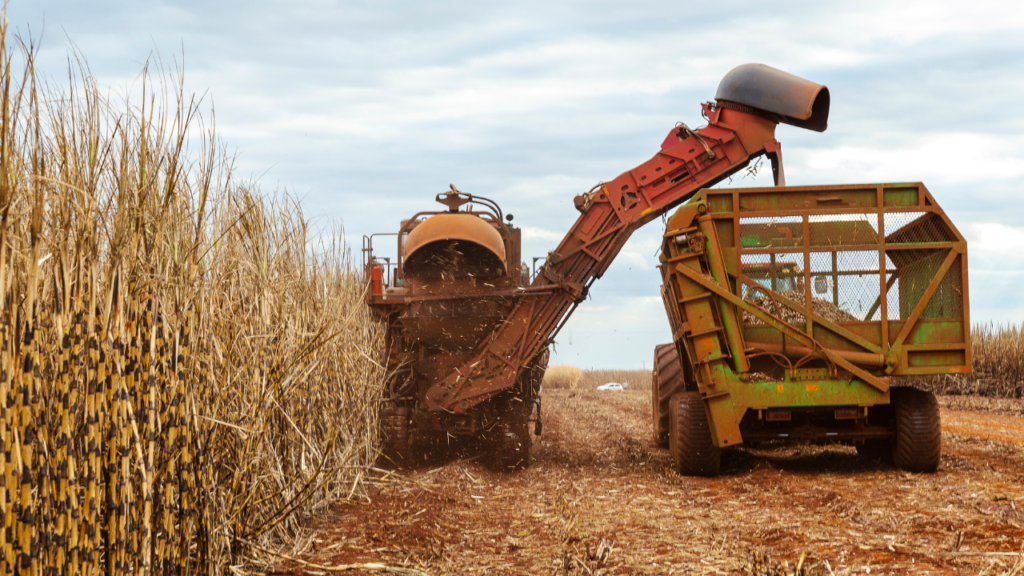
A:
[396, 205, 518, 352]
[364, 188, 540, 457]
[364, 64, 832, 454]
[715, 63, 830, 132]
[656, 183, 971, 457]
[403, 213, 507, 277]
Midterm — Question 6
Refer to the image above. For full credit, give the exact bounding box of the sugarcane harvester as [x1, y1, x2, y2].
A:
[652, 182, 970, 476]
[365, 64, 834, 469]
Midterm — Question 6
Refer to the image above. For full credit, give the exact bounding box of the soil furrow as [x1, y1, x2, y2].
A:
[280, 390, 1024, 575]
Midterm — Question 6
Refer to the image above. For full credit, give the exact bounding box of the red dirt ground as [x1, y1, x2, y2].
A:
[275, 390, 1024, 575]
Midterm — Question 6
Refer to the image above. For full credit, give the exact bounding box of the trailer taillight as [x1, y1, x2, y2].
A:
[765, 410, 791, 422]
[834, 408, 859, 420]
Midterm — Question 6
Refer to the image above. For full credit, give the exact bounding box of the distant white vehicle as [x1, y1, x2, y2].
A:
[597, 382, 625, 391]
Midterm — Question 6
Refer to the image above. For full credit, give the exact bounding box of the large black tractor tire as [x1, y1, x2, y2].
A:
[494, 421, 531, 472]
[380, 404, 412, 466]
[652, 344, 684, 448]
[891, 387, 941, 473]
[669, 391, 720, 477]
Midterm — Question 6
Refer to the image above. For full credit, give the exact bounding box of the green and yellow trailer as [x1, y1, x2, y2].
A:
[652, 182, 969, 475]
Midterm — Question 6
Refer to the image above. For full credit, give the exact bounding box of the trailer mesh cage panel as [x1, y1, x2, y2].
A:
[697, 182, 969, 376]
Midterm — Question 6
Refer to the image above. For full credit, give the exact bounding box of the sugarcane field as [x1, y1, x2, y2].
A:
[5, 2, 1024, 575]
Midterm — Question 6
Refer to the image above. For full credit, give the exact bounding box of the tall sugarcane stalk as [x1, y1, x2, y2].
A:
[0, 12, 386, 575]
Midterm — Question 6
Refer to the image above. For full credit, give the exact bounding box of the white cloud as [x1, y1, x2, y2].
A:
[615, 250, 651, 268]
[969, 223, 1024, 260]
[519, 226, 563, 242]
[551, 293, 671, 369]
[792, 133, 1024, 185]
[835, 1, 1024, 46]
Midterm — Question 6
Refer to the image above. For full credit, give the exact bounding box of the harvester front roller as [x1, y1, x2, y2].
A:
[669, 391, 721, 476]
[380, 404, 413, 466]
[493, 420, 531, 471]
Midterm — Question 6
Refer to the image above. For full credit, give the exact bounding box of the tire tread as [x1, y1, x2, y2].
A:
[892, 387, 941, 473]
[653, 344, 684, 447]
[380, 405, 411, 465]
[669, 391, 720, 476]
[495, 421, 530, 472]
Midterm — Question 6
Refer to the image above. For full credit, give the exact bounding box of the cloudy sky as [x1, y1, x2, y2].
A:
[12, 1, 1024, 369]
